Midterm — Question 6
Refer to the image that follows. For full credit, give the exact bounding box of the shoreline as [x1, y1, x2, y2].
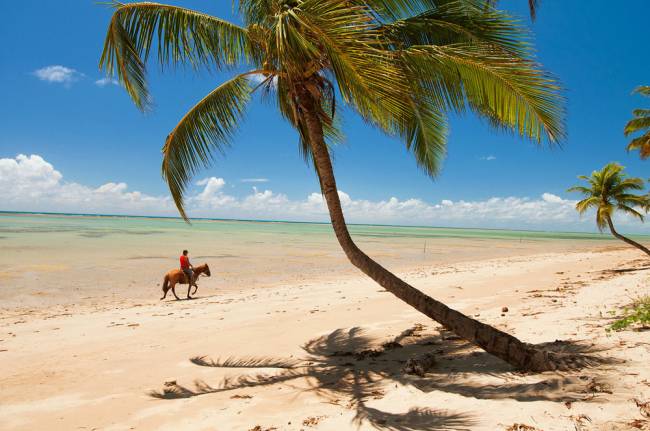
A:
[0, 243, 628, 317]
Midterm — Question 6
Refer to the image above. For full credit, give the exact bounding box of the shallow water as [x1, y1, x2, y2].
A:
[0, 212, 631, 309]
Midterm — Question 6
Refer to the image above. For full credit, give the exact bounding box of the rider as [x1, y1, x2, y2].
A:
[180, 250, 194, 285]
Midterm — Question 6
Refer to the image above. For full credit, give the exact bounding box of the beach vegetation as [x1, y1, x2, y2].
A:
[624, 86, 650, 159]
[568, 162, 650, 256]
[100, 0, 567, 371]
[608, 296, 650, 332]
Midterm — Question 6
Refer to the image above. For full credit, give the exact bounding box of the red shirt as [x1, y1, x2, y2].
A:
[180, 255, 190, 270]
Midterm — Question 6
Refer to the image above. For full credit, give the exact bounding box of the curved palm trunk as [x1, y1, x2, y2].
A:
[607, 215, 650, 256]
[297, 91, 556, 372]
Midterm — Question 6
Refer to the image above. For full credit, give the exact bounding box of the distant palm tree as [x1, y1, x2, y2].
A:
[100, 0, 565, 371]
[568, 162, 650, 256]
[625, 86, 650, 159]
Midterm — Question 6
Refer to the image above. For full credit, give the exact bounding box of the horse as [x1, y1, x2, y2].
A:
[161, 263, 211, 300]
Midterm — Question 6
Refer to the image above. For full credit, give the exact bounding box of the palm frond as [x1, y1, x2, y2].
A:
[615, 193, 650, 207]
[162, 74, 252, 220]
[631, 109, 650, 118]
[616, 204, 645, 222]
[527, 0, 540, 20]
[624, 117, 650, 136]
[632, 85, 650, 97]
[357, 0, 437, 21]
[574, 196, 599, 215]
[292, 0, 412, 136]
[566, 185, 592, 196]
[609, 178, 645, 194]
[381, 0, 531, 56]
[237, 0, 276, 26]
[626, 134, 650, 159]
[625, 86, 650, 159]
[402, 43, 565, 143]
[400, 92, 449, 176]
[100, 1, 249, 110]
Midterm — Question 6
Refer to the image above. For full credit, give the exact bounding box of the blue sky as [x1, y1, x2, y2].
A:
[1, 1, 650, 231]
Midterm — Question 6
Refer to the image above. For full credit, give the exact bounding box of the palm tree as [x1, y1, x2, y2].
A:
[625, 86, 650, 159]
[568, 162, 650, 256]
[100, 0, 567, 371]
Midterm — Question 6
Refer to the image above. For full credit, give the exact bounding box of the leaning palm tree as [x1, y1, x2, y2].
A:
[568, 162, 650, 256]
[100, 0, 567, 370]
[624, 86, 650, 159]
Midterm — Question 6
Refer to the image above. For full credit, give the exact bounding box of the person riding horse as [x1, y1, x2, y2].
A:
[180, 249, 195, 286]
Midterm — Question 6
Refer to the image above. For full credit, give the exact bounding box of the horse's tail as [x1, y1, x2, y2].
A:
[162, 274, 170, 293]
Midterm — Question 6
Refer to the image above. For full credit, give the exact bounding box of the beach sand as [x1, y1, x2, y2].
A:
[1, 241, 649, 430]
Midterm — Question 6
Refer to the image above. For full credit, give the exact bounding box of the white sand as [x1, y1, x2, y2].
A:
[1, 248, 649, 430]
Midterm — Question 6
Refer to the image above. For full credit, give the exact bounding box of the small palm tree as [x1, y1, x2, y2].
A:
[568, 162, 650, 256]
[625, 86, 650, 159]
[100, 0, 566, 370]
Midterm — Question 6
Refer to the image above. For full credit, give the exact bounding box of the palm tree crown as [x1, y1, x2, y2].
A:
[567, 162, 648, 231]
[625, 86, 650, 159]
[100, 0, 565, 219]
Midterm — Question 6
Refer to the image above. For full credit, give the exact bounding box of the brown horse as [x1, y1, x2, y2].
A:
[161, 263, 211, 300]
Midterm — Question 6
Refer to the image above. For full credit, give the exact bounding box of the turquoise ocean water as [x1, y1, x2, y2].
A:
[1, 211, 643, 309]
[0, 211, 640, 242]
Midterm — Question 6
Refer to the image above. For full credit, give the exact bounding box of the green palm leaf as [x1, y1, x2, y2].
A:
[624, 117, 650, 136]
[162, 74, 252, 219]
[100, 1, 249, 110]
[633, 85, 650, 97]
[624, 85, 650, 159]
[402, 43, 565, 143]
[381, 0, 530, 56]
[627, 135, 650, 159]
[574, 196, 600, 215]
[616, 204, 645, 221]
[293, 0, 411, 127]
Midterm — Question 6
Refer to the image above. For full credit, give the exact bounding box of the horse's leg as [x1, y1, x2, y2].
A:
[171, 282, 181, 300]
[161, 275, 170, 300]
[192, 283, 198, 295]
[186, 283, 192, 300]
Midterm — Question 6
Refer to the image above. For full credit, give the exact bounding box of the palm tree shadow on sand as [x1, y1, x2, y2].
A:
[148, 325, 619, 430]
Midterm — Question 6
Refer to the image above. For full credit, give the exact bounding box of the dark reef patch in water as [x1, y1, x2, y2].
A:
[79, 232, 109, 238]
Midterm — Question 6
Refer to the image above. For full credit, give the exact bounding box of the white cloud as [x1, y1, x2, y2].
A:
[2, 154, 649, 233]
[0, 155, 172, 215]
[480, 155, 497, 161]
[542, 192, 564, 203]
[95, 77, 120, 87]
[241, 178, 269, 183]
[33, 65, 83, 85]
